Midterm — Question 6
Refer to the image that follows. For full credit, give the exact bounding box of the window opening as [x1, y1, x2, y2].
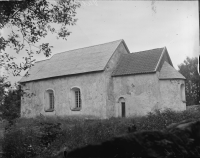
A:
[49, 92, 54, 109]
[121, 102, 125, 117]
[45, 89, 55, 112]
[71, 87, 82, 111]
[180, 84, 186, 102]
[75, 90, 81, 108]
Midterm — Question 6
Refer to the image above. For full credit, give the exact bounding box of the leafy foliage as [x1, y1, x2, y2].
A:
[0, 0, 80, 76]
[39, 122, 62, 149]
[0, 0, 80, 124]
[0, 76, 11, 106]
[0, 80, 21, 122]
[2, 127, 39, 158]
[178, 57, 200, 105]
[134, 108, 200, 131]
[2, 119, 63, 158]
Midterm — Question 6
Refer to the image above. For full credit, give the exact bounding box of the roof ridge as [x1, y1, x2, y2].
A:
[34, 39, 123, 64]
[132, 47, 165, 54]
[155, 47, 166, 71]
[53, 39, 123, 56]
[20, 39, 124, 82]
[35, 59, 49, 63]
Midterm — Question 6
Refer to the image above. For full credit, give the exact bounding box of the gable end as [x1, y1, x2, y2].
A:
[155, 47, 173, 72]
[104, 39, 130, 71]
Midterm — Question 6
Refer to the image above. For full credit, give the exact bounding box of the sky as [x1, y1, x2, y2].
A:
[1, 0, 199, 84]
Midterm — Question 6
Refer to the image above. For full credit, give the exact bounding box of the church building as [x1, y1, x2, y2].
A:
[20, 39, 186, 118]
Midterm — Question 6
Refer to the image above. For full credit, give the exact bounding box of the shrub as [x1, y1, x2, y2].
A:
[2, 126, 39, 158]
[2, 118, 63, 158]
[134, 108, 200, 131]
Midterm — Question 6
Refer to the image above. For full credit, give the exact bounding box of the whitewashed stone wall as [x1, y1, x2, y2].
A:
[112, 73, 161, 117]
[21, 72, 107, 118]
[159, 79, 186, 111]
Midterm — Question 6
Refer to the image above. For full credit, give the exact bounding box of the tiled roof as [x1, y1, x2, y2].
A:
[20, 39, 124, 82]
[159, 61, 186, 80]
[112, 47, 164, 76]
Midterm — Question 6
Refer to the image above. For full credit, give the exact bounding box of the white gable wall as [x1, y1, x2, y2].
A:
[104, 41, 130, 118]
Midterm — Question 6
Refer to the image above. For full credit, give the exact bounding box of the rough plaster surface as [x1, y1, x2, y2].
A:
[112, 73, 186, 117]
[21, 41, 130, 119]
[159, 79, 186, 111]
[21, 72, 107, 118]
[104, 42, 129, 118]
[21, 41, 186, 119]
[113, 73, 161, 117]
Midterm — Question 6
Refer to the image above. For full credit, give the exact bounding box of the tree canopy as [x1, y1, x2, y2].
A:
[0, 0, 80, 121]
[178, 57, 200, 106]
[0, 0, 80, 76]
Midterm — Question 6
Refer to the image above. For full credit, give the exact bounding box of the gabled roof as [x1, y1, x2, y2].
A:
[20, 39, 128, 83]
[159, 61, 186, 80]
[112, 47, 165, 76]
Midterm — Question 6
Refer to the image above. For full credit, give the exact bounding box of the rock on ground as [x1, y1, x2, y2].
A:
[52, 119, 200, 158]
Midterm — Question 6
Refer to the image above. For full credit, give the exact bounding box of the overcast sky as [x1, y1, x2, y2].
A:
[3, 0, 199, 84]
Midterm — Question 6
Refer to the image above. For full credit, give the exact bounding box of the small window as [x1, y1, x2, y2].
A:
[118, 97, 126, 117]
[45, 89, 55, 112]
[180, 84, 186, 103]
[49, 92, 54, 109]
[75, 90, 81, 108]
[121, 102, 126, 117]
[71, 87, 82, 111]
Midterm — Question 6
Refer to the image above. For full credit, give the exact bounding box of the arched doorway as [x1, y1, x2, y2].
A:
[118, 97, 126, 117]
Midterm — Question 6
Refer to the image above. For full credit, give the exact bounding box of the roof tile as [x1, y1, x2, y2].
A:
[20, 39, 123, 82]
[112, 48, 164, 76]
[159, 61, 186, 80]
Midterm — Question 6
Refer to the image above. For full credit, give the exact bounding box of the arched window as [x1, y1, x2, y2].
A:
[118, 97, 126, 117]
[71, 87, 82, 111]
[180, 84, 186, 102]
[44, 89, 55, 112]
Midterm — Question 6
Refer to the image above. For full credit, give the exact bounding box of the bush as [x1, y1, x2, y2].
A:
[2, 126, 39, 158]
[134, 108, 200, 131]
[2, 118, 63, 158]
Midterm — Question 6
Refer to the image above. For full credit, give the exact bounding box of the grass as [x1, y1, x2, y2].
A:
[2, 107, 200, 158]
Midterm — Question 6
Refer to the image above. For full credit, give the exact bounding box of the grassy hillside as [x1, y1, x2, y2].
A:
[2, 107, 200, 158]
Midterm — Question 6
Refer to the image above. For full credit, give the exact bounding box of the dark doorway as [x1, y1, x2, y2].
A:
[121, 102, 125, 117]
